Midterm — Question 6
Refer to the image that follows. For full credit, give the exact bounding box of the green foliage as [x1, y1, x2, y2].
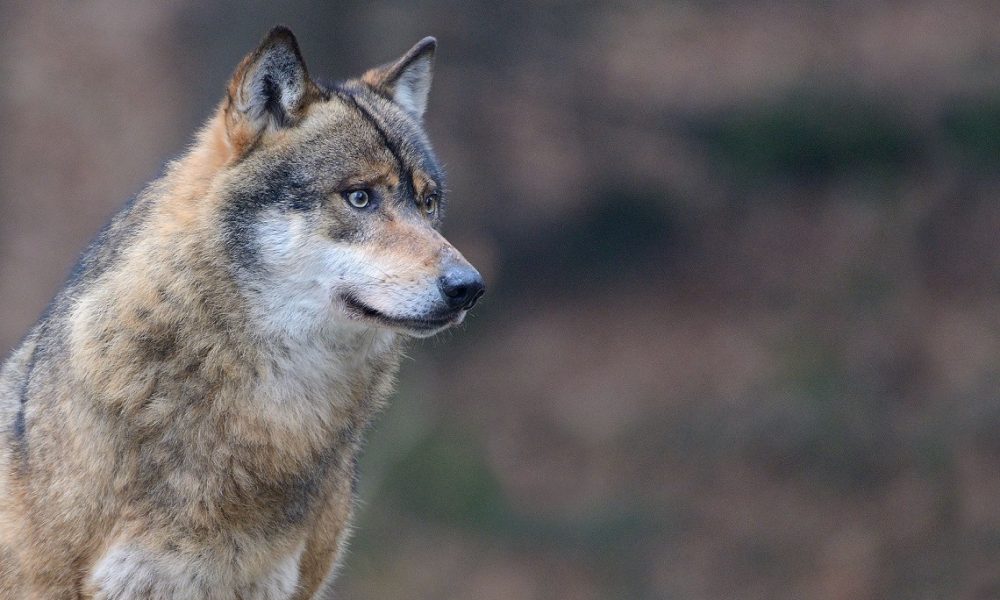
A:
[941, 96, 1000, 166]
[693, 93, 922, 183]
[496, 191, 681, 297]
[381, 425, 509, 528]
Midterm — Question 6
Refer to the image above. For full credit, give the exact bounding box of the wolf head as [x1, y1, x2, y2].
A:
[210, 27, 483, 339]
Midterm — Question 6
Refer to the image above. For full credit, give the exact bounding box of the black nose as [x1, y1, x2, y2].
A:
[439, 268, 485, 311]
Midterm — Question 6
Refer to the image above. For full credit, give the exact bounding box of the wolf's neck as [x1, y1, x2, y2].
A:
[63, 120, 403, 446]
[67, 249, 402, 468]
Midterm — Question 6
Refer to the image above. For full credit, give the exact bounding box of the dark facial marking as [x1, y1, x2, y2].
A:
[223, 168, 320, 272]
[328, 86, 408, 177]
[337, 83, 447, 217]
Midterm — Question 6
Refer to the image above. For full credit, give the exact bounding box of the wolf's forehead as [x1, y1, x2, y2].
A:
[309, 86, 443, 184]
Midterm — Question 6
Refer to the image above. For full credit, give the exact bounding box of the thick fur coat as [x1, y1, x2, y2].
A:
[0, 27, 483, 599]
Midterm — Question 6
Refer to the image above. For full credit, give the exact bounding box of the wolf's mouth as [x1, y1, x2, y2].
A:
[340, 294, 459, 334]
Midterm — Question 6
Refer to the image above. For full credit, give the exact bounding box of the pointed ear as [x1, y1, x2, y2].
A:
[224, 26, 321, 153]
[362, 37, 437, 120]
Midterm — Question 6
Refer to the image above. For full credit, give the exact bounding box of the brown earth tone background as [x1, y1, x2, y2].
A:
[2, 2, 999, 598]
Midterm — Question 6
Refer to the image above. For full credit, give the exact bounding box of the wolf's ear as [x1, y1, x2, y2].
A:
[362, 37, 437, 120]
[224, 26, 320, 152]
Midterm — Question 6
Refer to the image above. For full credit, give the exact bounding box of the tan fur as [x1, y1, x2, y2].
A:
[0, 27, 481, 599]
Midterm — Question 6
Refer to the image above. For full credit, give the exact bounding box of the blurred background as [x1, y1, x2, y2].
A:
[1, 1, 999, 598]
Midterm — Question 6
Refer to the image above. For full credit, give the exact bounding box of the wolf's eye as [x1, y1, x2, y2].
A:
[344, 189, 370, 209]
[421, 193, 438, 216]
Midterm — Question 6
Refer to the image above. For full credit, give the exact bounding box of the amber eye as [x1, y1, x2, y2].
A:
[422, 193, 438, 215]
[345, 189, 370, 208]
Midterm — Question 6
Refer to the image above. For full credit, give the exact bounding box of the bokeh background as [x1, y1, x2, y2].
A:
[2, 1, 999, 598]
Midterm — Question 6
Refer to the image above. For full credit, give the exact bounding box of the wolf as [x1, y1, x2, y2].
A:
[0, 26, 484, 599]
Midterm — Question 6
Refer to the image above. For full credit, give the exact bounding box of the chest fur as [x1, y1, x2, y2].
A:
[65, 280, 401, 529]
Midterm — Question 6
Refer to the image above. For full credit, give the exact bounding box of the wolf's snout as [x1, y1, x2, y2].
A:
[439, 266, 485, 311]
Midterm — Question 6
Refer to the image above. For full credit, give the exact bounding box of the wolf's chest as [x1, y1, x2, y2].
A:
[87, 540, 306, 599]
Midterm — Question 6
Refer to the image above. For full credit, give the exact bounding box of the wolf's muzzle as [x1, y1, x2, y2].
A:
[439, 265, 485, 311]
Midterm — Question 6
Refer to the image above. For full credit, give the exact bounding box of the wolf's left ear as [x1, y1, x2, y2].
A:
[362, 37, 437, 120]
[224, 26, 321, 152]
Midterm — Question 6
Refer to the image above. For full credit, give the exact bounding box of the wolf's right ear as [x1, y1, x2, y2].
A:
[362, 37, 437, 121]
[224, 26, 322, 155]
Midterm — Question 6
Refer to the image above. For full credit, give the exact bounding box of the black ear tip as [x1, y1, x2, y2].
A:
[263, 25, 299, 47]
[255, 25, 306, 65]
[415, 36, 437, 56]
